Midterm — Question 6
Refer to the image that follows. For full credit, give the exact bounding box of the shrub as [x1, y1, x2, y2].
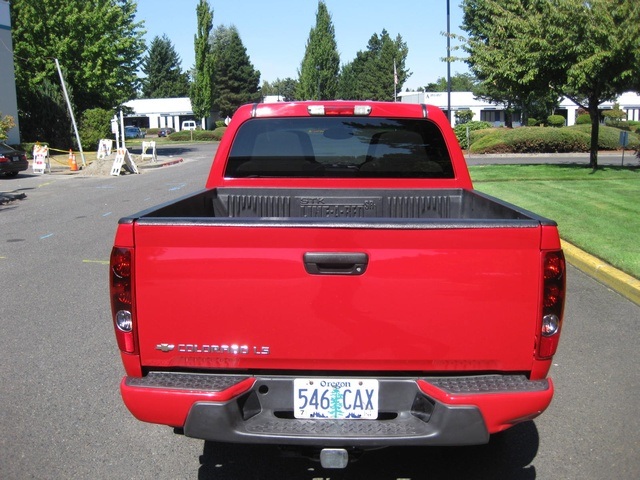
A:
[570, 124, 640, 150]
[79, 108, 113, 150]
[21, 142, 49, 158]
[468, 124, 640, 154]
[454, 110, 474, 125]
[527, 118, 538, 127]
[547, 115, 566, 128]
[602, 103, 626, 127]
[576, 114, 591, 125]
[470, 127, 590, 153]
[146, 128, 160, 136]
[168, 129, 226, 142]
[454, 121, 492, 149]
[215, 120, 226, 128]
[0, 113, 16, 141]
[212, 127, 227, 141]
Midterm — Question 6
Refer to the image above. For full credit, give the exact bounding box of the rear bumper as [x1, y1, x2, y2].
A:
[121, 373, 552, 447]
[1, 160, 29, 174]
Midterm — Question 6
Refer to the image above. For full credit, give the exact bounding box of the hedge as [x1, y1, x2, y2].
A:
[469, 125, 640, 154]
[454, 121, 493, 149]
[168, 128, 226, 142]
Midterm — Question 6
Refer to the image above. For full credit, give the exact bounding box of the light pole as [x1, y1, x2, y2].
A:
[447, 0, 452, 125]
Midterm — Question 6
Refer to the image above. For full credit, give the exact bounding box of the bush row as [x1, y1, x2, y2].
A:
[466, 125, 640, 154]
[168, 127, 226, 142]
[453, 121, 493, 149]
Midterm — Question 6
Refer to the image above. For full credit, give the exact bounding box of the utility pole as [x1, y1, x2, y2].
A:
[54, 58, 86, 167]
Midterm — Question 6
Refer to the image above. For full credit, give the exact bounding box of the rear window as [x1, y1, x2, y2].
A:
[224, 117, 454, 178]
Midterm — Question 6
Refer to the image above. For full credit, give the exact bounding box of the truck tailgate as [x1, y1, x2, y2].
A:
[133, 224, 542, 373]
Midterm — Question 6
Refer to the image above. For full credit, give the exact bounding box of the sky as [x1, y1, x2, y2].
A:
[134, 0, 469, 90]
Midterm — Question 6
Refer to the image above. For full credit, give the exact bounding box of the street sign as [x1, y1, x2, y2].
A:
[619, 131, 629, 147]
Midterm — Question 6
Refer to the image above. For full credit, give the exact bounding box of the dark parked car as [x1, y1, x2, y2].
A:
[0, 142, 29, 177]
[158, 127, 174, 137]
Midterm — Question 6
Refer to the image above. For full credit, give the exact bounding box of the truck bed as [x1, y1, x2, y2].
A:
[128, 187, 552, 227]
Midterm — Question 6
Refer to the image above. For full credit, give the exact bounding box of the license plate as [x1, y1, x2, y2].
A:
[294, 378, 378, 419]
[12, 156, 20, 162]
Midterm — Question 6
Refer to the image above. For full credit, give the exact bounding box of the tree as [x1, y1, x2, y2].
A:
[297, 1, 340, 100]
[542, 0, 640, 168]
[337, 30, 410, 101]
[10, 0, 145, 144]
[141, 35, 190, 98]
[210, 26, 261, 117]
[16, 79, 71, 147]
[462, 0, 552, 128]
[79, 108, 114, 150]
[0, 114, 16, 142]
[424, 73, 478, 92]
[190, 0, 214, 123]
[462, 0, 640, 166]
[261, 78, 299, 101]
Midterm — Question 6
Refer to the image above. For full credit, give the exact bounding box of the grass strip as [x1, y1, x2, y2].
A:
[469, 164, 640, 279]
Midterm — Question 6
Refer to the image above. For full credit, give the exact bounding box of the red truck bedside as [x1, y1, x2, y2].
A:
[110, 101, 565, 469]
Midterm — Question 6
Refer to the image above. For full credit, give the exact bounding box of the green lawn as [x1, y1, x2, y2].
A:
[469, 164, 640, 279]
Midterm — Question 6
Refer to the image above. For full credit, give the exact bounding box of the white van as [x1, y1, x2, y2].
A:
[181, 120, 197, 131]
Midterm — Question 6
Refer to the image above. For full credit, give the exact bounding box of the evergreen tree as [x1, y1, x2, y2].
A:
[424, 73, 479, 92]
[261, 78, 299, 101]
[190, 0, 214, 123]
[10, 0, 145, 144]
[338, 30, 410, 101]
[297, 1, 340, 100]
[337, 61, 358, 100]
[141, 35, 190, 98]
[210, 26, 261, 117]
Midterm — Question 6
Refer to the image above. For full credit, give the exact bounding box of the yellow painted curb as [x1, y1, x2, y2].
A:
[561, 240, 640, 307]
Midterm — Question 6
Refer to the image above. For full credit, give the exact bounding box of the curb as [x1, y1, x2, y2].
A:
[562, 240, 640, 306]
[139, 158, 183, 169]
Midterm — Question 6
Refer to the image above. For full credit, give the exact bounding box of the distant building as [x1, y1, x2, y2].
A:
[122, 97, 202, 131]
[0, 0, 20, 144]
[399, 91, 640, 127]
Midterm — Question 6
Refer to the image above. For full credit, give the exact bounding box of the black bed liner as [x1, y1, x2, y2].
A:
[122, 188, 555, 228]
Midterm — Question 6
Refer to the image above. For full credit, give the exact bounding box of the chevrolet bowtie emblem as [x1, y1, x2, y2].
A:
[155, 343, 175, 352]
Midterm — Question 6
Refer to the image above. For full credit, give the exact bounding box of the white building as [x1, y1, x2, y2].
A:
[0, 0, 20, 144]
[399, 91, 640, 127]
[122, 97, 202, 131]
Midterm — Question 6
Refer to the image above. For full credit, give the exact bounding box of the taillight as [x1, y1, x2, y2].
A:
[537, 250, 566, 358]
[110, 247, 137, 354]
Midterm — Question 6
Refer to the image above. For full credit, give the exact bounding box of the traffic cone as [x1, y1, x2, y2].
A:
[68, 149, 78, 171]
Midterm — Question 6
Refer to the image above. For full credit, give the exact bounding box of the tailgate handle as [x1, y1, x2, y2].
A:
[304, 252, 368, 276]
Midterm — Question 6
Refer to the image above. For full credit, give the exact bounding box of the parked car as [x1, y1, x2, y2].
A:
[124, 126, 145, 139]
[0, 142, 29, 177]
[158, 127, 174, 137]
[181, 120, 197, 130]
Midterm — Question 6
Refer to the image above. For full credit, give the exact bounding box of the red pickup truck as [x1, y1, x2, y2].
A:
[110, 101, 565, 468]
